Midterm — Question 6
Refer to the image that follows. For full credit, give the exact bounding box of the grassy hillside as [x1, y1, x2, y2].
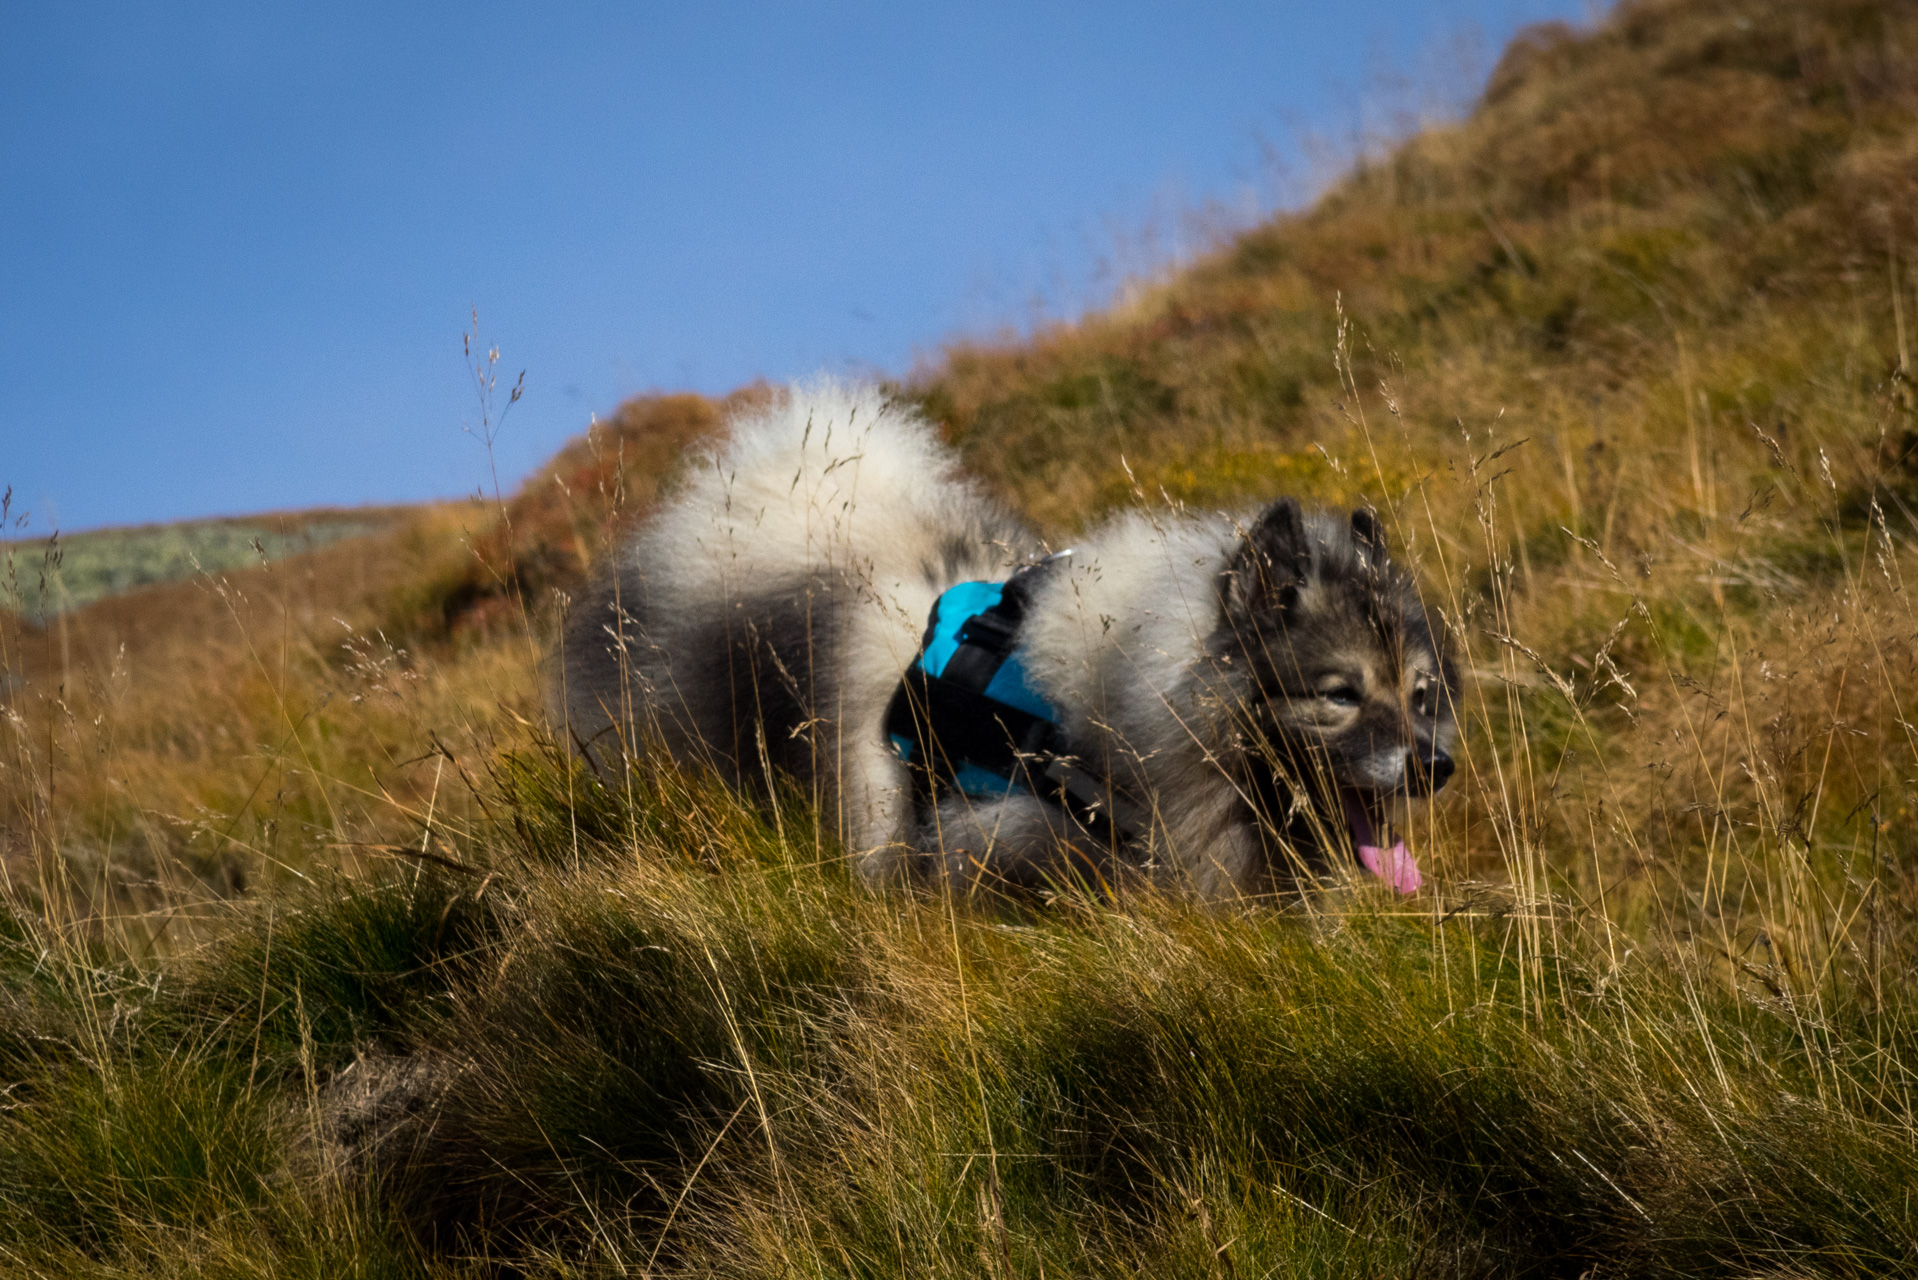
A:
[0, 389, 762, 928]
[2, 509, 411, 621]
[3, 0, 1917, 1274]
[906, 0, 1918, 933]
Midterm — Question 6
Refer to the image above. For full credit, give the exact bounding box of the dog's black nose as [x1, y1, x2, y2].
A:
[1408, 748, 1454, 795]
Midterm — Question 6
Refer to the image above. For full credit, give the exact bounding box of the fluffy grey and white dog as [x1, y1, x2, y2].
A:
[556, 381, 1458, 898]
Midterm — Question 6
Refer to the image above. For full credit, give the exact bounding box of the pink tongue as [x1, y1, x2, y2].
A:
[1357, 841, 1422, 895]
[1344, 790, 1423, 895]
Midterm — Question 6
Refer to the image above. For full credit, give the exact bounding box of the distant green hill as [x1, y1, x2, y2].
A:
[2, 511, 402, 619]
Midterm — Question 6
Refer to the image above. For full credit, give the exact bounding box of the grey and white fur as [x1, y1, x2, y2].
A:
[557, 381, 1458, 897]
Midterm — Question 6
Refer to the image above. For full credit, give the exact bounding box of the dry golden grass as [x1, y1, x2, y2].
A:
[1, 505, 528, 944]
[0, 385, 779, 947]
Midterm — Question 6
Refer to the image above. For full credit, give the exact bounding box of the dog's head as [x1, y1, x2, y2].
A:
[1210, 498, 1458, 893]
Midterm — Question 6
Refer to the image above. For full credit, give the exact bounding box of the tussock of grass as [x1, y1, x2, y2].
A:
[2, 748, 1911, 1274]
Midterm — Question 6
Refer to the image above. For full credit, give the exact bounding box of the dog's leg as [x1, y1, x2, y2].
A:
[840, 734, 916, 886]
[923, 794, 1110, 895]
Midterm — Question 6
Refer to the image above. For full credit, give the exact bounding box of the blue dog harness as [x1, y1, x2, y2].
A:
[885, 576, 1063, 797]
[884, 557, 1123, 842]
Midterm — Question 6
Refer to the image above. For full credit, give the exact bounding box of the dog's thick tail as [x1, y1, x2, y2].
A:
[644, 379, 1028, 605]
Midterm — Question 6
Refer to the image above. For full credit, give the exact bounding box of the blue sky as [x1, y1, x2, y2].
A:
[2, 1, 1586, 534]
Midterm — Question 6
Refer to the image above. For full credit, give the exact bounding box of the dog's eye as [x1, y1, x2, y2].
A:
[1320, 685, 1362, 707]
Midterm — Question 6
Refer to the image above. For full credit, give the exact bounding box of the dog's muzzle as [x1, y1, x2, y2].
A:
[1406, 747, 1454, 797]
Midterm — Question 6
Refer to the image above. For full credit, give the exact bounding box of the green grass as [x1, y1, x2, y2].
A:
[2, 744, 1912, 1276]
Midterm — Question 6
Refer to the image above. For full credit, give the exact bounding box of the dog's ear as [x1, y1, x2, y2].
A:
[1350, 507, 1388, 565]
[1225, 498, 1309, 616]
